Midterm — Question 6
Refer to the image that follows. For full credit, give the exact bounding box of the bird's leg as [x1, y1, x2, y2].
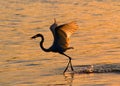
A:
[69, 58, 74, 71]
[67, 47, 74, 50]
[63, 59, 70, 73]
[62, 53, 74, 73]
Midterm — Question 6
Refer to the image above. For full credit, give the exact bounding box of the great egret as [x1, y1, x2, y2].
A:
[31, 19, 78, 73]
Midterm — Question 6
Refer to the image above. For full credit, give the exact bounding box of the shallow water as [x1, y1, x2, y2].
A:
[0, 0, 120, 86]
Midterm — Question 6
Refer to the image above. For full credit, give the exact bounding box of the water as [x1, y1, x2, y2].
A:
[0, 0, 120, 86]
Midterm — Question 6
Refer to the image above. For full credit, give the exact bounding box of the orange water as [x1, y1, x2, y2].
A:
[0, 0, 120, 86]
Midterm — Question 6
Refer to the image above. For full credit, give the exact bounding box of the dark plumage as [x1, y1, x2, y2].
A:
[31, 19, 78, 73]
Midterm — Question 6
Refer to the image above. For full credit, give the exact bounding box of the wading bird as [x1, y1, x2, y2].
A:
[31, 19, 78, 73]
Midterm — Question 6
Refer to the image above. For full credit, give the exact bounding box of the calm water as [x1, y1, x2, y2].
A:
[0, 0, 120, 86]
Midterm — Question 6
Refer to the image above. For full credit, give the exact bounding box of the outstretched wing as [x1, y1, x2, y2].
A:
[50, 19, 58, 39]
[55, 21, 78, 50]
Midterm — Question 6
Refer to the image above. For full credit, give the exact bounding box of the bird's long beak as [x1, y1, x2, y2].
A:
[31, 35, 37, 39]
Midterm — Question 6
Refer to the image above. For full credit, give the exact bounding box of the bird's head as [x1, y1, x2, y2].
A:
[31, 34, 43, 39]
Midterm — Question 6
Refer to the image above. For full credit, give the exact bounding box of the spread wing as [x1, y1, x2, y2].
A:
[55, 21, 78, 49]
[50, 19, 58, 37]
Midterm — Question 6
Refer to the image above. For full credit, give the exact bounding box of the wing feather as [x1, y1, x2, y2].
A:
[55, 21, 78, 49]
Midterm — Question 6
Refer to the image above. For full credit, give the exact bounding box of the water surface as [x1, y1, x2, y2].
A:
[0, 0, 120, 86]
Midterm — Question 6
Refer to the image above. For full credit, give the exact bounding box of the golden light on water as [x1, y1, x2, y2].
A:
[0, 0, 120, 86]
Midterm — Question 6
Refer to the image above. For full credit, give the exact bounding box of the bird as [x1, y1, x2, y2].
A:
[31, 19, 78, 73]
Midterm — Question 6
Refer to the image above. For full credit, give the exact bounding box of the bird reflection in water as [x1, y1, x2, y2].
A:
[64, 73, 74, 86]
[31, 19, 78, 73]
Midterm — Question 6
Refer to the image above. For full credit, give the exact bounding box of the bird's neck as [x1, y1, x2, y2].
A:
[39, 35, 50, 52]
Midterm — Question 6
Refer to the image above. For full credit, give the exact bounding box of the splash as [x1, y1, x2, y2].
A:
[73, 63, 120, 74]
